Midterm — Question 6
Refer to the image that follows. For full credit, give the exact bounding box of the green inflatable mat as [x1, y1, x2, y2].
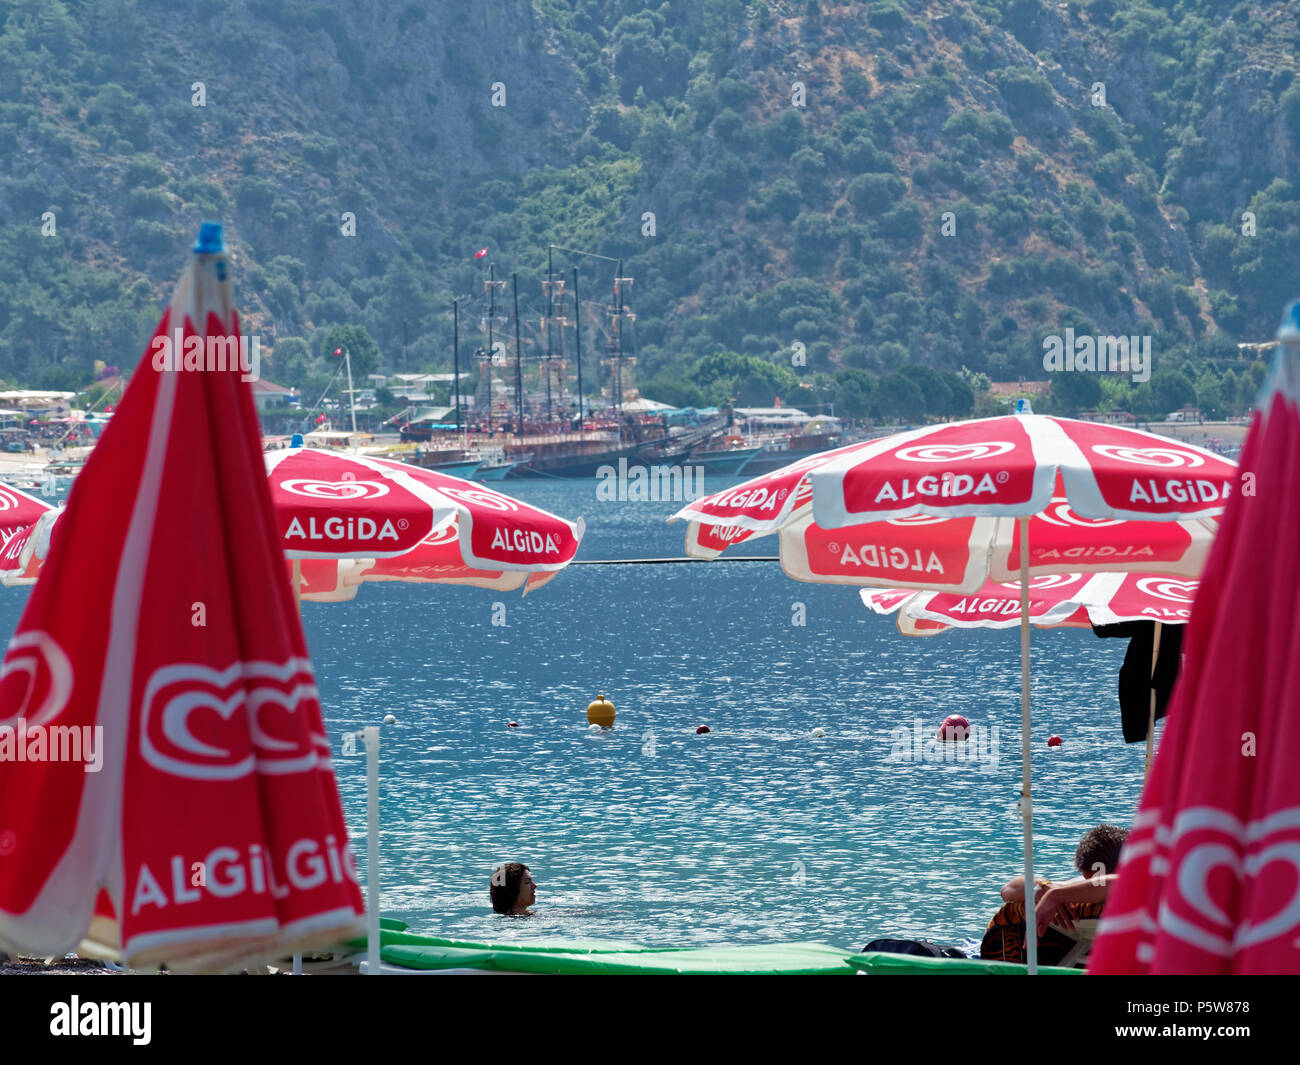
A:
[340, 928, 1081, 975]
[851, 952, 1082, 976]
[381, 940, 859, 975]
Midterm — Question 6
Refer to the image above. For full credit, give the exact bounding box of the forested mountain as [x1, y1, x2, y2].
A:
[2, 0, 1298, 420]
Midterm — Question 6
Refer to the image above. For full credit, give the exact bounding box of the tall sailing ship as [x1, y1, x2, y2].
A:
[392, 248, 842, 479]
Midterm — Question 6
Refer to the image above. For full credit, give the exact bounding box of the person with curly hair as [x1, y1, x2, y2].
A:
[982, 824, 1128, 963]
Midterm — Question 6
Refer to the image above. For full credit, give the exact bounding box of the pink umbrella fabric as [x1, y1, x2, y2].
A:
[295, 519, 571, 601]
[0, 224, 365, 970]
[0, 483, 54, 586]
[1089, 307, 1300, 974]
[810, 414, 1233, 525]
[675, 429, 1230, 593]
[265, 448, 582, 602]
[862, 571, 1198, 634]
[16, 449, 584, 602]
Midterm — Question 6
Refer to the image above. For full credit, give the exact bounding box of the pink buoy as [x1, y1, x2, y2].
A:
[936, 715, 971, 742]
[1047, 734, 1063, 747]
[507, 721, 519, 728]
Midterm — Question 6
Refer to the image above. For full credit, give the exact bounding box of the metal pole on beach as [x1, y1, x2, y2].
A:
[363, 725, 381, 974]
[1145, 621, 1163, 780]
[1019, 516, 1037, 975]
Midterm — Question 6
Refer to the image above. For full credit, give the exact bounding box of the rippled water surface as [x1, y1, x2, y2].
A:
[1, 477, 1155, 951]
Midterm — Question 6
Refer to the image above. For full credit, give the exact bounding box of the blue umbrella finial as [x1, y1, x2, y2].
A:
[1277, 299, 1300, 345]
[193, 221, 225, 254]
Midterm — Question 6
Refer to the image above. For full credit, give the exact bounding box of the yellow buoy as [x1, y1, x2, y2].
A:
[586, 694, 616, 728]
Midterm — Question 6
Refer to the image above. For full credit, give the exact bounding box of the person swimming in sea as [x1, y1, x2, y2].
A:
[490, 862, 537, 916]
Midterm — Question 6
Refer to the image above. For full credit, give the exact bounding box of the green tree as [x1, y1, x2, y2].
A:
[1050, 370, 1102, 414]
[833, 368, 876, 420]
[318, 324, 381, 378]
[1143, 368, 1196, 415]
[873, 372, 924, 422]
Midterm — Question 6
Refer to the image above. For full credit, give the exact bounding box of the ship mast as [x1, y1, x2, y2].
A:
[547, 244, 627, 439]
[573, 266, 583, 438]
[452, 297, 461, 436]
[609, 261, 635, 414]
[482, 263, 507, 434]
[542, 247, 556, 424]
[512, 272, 524, 436]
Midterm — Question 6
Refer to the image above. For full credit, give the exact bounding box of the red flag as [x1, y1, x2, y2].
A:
[0, 225, 364, 969]
[473, 248, 488, 259]
[315, 413, 327, 425]
[331, 347, 342, 358]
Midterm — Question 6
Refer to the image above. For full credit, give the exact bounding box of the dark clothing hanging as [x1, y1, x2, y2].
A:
[1092, 621, 1185, 743]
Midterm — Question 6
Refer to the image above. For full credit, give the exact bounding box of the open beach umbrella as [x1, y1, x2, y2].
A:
[673, 415, 1234, 971]
[1089, 304, 1300, 974]
[265, 447, 582, 602]
[861, 571, 1198, 635]
[14, 450, 583, 602]
[0, 223, 365, 971]
[0, 482, 54, 586]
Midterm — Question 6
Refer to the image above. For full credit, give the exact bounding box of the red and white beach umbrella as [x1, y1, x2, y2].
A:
[672, 414, 1235, 971]
[265, 448, 582, 602]
[861, 571, 1199, 635]
[1090, 305, 1300, 974]
[0, 224, 365, 971]
[0, 483, 54, 586]
[15, 449, 583, 601]
[676, 429, 1230, 591]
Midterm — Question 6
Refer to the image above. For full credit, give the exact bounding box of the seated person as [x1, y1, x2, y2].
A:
[981, 824, 1127, 964]
[489, 862, 537, 916]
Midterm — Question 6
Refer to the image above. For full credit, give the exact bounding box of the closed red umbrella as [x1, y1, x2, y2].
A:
[0, 224, 364, 970]
[1090, 304, 1300, 974]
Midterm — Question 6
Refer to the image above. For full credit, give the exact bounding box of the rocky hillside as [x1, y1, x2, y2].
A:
[0, 0, 1297, 420]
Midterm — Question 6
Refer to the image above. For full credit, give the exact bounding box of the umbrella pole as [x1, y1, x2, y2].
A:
[1019, 516, 1037, 975]
[363, 725, 381, 975]
[1144, 621, 1163, 781]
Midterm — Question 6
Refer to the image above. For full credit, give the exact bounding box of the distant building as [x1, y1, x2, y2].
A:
[0, 390, 76, 409]
[1077, 409, 1136, 424]
[250, 378, 296, 410]
[1237, 341, 1277, 360]
[988, 380, 1051, 397]
[386, 372, 473, 402]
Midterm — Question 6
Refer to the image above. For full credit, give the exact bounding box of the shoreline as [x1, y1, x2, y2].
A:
[2, 955, 122, 975]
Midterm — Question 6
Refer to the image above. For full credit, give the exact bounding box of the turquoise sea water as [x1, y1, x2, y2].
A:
[0, 476, 1155, 952]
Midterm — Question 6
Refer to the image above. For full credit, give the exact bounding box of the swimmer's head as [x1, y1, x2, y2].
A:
[490, 862, 536, 914]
